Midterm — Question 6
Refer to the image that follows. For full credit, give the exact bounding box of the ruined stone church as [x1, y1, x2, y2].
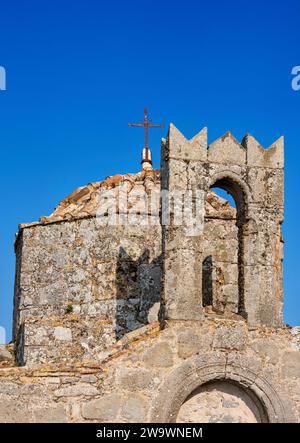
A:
[0, 121, 299, 423]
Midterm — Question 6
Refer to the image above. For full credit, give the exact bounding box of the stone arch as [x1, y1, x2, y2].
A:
[204, 170, 252, 317]
[208, 170, 252, 219]
[151, 355, 294, 423]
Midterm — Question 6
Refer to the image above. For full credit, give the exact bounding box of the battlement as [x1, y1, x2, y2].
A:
[165, 124, 284, 169]
[241, 133, 284, 168]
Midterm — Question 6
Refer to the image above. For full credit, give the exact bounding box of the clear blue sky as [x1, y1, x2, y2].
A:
[0, 0, 299, 341]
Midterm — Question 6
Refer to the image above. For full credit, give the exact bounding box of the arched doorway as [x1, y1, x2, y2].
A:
[151, 357, 292, 423]
[176, 380, 267, 423]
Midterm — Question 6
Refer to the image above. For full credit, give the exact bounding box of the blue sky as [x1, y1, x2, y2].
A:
[0, 0, 299, 340]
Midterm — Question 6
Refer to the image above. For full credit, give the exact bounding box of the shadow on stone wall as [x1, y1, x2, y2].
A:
[115, 247, 161, 340]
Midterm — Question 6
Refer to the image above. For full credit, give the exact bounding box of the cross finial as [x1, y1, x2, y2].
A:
[128, 107, 163, 170]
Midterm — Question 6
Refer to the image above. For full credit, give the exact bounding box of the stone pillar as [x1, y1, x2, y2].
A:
[242, 134, 284, 327]
[243, 208, 284, 326]
[161, 125, 207, 320]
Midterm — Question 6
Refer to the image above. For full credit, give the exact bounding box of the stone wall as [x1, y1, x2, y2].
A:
[161, 126, 284, 326]
[14, 219, 161, 366]
[8, 125, 297, 424]
[0, 320, 299, 422]
[13, 172, 162, 366]
[14, 169, 240, 366]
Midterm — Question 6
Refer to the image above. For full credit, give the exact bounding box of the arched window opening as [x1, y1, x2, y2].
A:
[202, 256, 213, 307]
[210, 187, 236, 210]
[211, 177, 246, 226]
[203, 178, 246, 317]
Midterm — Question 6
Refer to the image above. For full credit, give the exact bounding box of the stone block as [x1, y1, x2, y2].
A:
[251, 339, 279, 365]
[55, 383, 98, 397]
[281, 352, 300, 379]
[54, 327, 72, 342]
[0, 400, 32, 423]
[177, 329, 203, 359]
[120, 394, 148, 422]
[82, 394, 122, 421]
[143, 342, 174, 367]
[213, 324, 247, 350]
[34, 405, 67, 423]
[117, 367, 153, 391]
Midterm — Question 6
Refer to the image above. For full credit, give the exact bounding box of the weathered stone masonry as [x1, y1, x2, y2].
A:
[12, 168, 241, 367]
[0, 124, 299, 423]
[0, 322, 299, 422]
[13, 171, 162, 366]
[161, 125, 284, 326]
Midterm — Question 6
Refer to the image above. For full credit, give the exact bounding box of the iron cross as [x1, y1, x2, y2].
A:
[128, 107, 163, 162]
